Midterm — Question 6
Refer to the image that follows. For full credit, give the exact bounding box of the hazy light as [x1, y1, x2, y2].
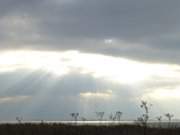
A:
[0, 96, 30, 104]
[0, 50, 71, 76]
[80, 90, 113, 99]
[143, 87, 180, 100]
[104, 39, 113, 44]
[0, 50, 180, 85]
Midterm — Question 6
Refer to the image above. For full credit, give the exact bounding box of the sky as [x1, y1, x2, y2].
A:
[0, 0, 180, 121]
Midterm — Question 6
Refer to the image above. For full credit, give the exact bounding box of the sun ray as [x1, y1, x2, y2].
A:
[1, 50, 180, 86]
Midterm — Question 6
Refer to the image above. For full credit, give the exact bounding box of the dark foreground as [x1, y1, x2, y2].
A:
[0, 123, 180, 135]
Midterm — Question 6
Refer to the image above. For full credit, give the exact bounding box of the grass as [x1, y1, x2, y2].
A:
[0, 123, 180, 135]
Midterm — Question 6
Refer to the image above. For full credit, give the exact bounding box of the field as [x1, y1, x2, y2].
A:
[0, 123, 180, 135]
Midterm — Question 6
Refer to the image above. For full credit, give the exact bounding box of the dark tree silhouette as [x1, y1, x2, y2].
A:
[96, 112, 104, 121]
[70, 113, 79, 122]
[16, 116, 23, 124]
[165, 113, 174, 128]
[137, 100, 152, 135]
[156, 116, 162, 128]
[115, 111, 123, 121]
[81, 117, 87, 121]
[109, 113, 114, 121]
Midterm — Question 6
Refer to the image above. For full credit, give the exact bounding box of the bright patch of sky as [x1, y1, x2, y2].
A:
[1, 50, 180, 104]
[0, 50, 179, 85]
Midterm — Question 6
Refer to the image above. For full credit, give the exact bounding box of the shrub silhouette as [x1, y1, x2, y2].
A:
[136, 100, 152, 135]
[156, 116, 162, 128]
[16, 117, 23, 124]
[109, 111, 123, 121]
[165, 113, 174, 128]
[115, 111, 123, 121]
[70, 113, 79, 121]
[96, 112, 105, 121]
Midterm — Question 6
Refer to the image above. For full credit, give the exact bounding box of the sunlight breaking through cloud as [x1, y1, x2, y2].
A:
[0, 50, 180, 85]
[80, 90, 113, 99]
[0, 96, 30, 104]
[143, 87, 180, 100]
[1, 50, 180, 119]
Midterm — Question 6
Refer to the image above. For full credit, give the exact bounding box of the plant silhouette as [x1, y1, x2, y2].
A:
[70, 113, 79, 122]
[137, 100, 152, 135]
[96, 112, 105, 121]
[165, 113, 174, 128]
[156, 116, 162, 128]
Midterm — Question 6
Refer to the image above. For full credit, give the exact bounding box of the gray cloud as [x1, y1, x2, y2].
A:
[0, 0, 180, 63]
[0, 68, 180, 120]
[0, 70, 140, 120]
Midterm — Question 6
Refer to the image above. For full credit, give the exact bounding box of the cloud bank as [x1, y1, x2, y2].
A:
[0, 0, 180, 63]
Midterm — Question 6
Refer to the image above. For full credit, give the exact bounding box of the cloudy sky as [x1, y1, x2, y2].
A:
[0, 0, 180, 121]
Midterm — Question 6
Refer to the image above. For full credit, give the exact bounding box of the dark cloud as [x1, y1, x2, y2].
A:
[0, 0, 180, 63]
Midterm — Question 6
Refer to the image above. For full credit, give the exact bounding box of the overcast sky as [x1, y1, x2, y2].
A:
[0, 0, 180, 121]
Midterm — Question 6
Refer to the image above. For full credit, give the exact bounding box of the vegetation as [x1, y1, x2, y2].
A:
[137, 101, 152, 126]
[70, 113, 79, 121]
[16, 117, 23, 124]
[95, 112, 105, 121]
[136, 101, 152, 135]
[165, 113, 174, 128]
[0, 100, 177, 135]
[156, 116, 162, 128]
[0, 123, 180, 135]
[109, 111, 123, 121]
